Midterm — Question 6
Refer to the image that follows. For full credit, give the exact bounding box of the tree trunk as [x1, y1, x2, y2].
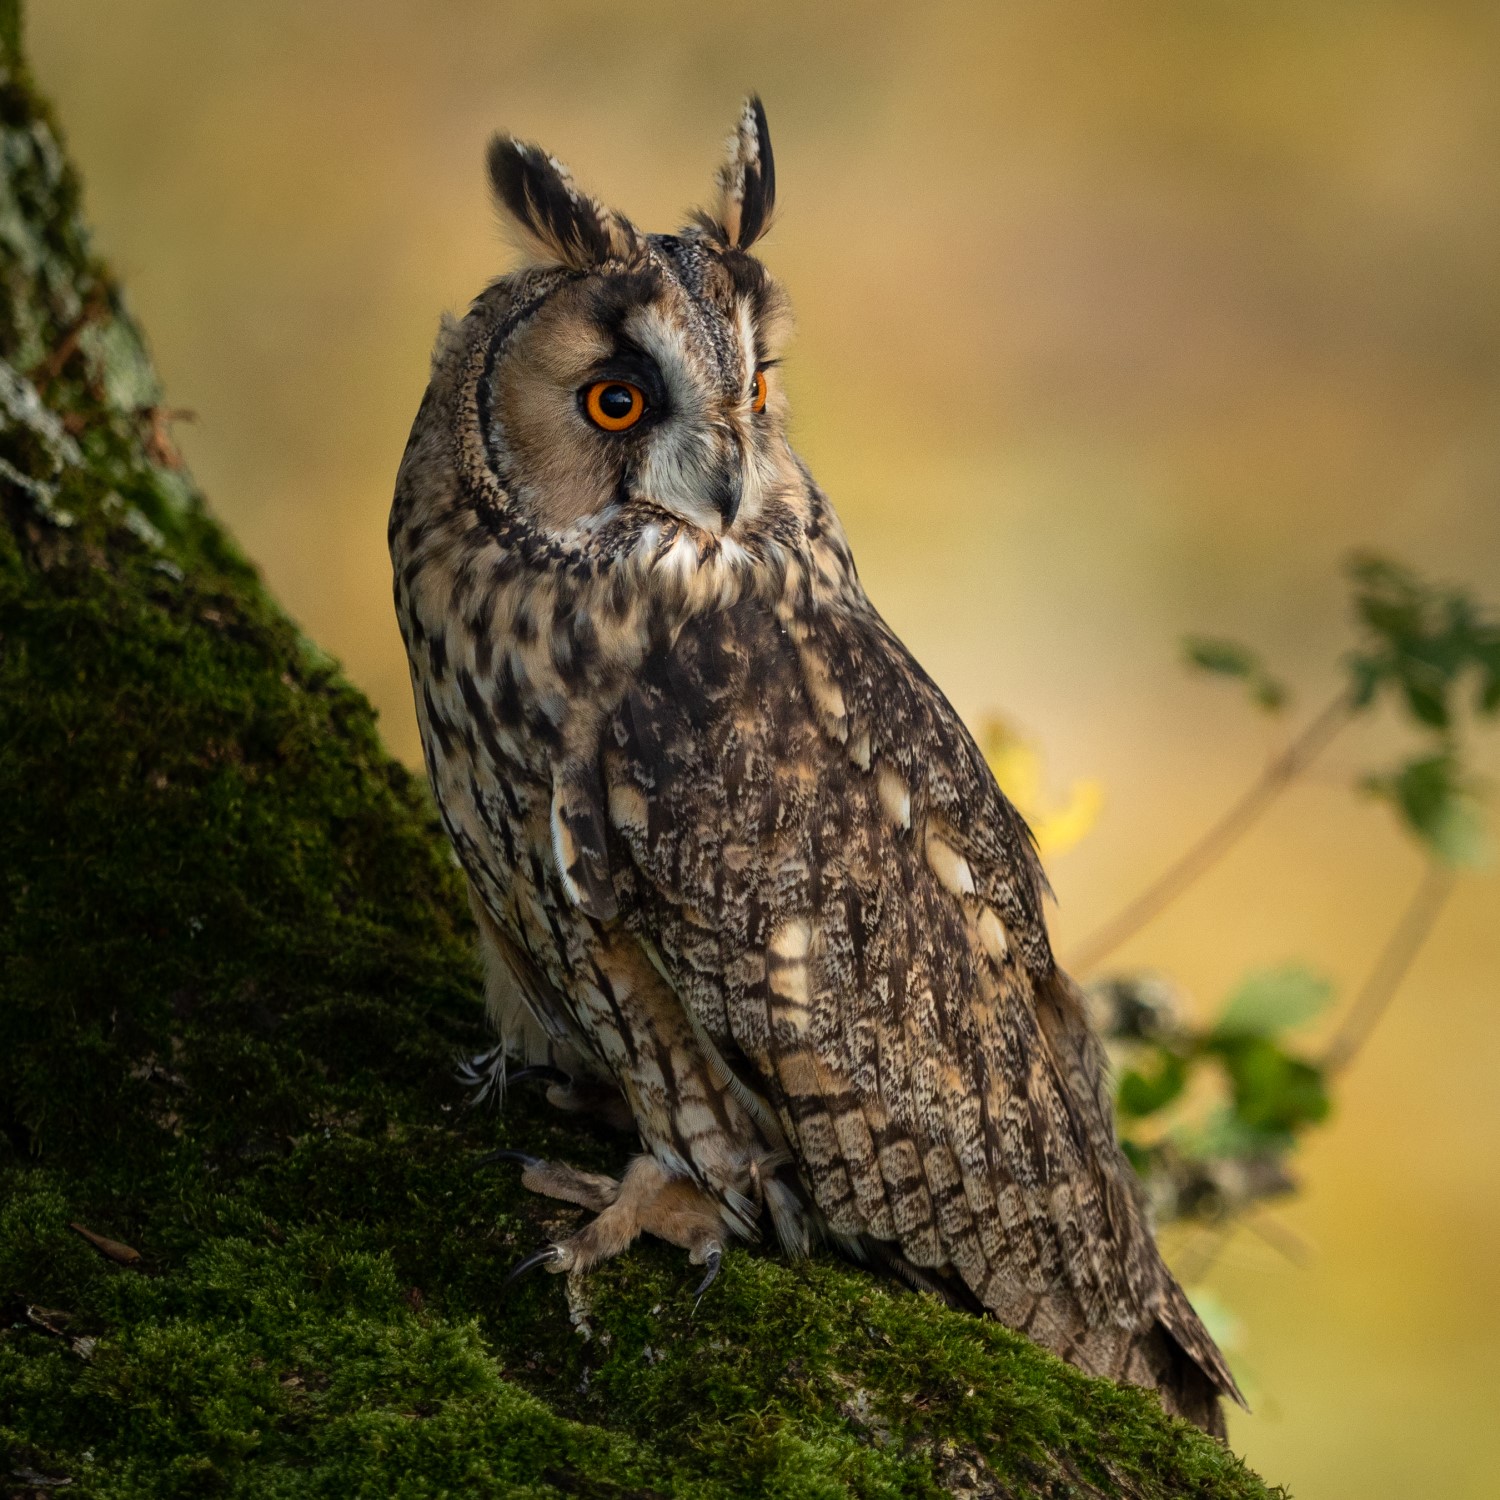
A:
[0, 7, 1280, 1495]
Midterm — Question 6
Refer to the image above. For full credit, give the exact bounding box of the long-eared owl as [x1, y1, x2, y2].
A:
[389, 97, 1242, 1434]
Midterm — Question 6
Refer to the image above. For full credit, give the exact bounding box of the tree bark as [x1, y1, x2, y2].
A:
[0, 7, 1279, 1495]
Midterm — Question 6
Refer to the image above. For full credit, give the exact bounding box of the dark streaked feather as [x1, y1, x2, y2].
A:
[486, 135, 641, 270]
[734, 95, 776, 249]
[595, 585, 1243, 1431]
[694, 94, 778, 251]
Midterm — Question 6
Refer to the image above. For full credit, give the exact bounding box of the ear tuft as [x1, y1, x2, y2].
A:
[704, 95, 776, 251]
[486, 135, 642, 270]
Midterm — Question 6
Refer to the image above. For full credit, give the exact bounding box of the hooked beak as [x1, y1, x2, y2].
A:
[630, 422, 748, 536]
[705, 454, 743, 531]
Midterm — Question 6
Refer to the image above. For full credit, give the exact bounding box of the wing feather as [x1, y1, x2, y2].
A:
[598, 587, 1241, 1418]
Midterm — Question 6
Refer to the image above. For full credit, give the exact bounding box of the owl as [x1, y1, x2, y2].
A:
[390, 98, 1242, 1435]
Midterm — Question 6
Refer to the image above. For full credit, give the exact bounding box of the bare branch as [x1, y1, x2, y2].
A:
[1321, 862, 1456, 1074]
[1068, 691, 1354, 974]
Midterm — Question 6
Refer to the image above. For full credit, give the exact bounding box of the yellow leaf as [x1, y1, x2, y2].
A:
[979, 715, 1103, 857]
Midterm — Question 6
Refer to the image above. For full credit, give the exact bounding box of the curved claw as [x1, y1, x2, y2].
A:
[505, 1244, 562, 1285]
[477, 1148, 544, 1171]
[504, 1065, 571, 1090]
[693, 1243, 723, 1301]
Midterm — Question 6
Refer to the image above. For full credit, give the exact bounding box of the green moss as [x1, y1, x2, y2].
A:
[0, 10, 1281, 1496]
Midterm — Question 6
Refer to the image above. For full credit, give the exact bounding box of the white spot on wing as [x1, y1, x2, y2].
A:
[608, 780, 648, 835]
[549, 784, 584, 908]
[877, 765, 911, 830]
[926, 829, 975, 897]
[768, 917, 814, 1029]
[769, 917, 813, 962]
[977, 906, 1010, 964]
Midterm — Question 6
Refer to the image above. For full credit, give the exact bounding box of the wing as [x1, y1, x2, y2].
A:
[596, 582, 1239, 1411]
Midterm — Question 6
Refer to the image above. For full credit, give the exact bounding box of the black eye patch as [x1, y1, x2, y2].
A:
[584, 346, 669, 416]
[588, 270, 664, 339]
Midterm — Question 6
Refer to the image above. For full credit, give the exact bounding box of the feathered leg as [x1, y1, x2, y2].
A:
[504, 1154, 727, 1294]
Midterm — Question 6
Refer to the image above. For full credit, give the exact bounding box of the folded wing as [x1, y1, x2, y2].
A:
[597, 587, 1241, 1428]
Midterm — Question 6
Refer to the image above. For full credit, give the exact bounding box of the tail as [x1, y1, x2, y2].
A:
[1152, 1276, 1246, 1436]
[972, 1282, 1238, 1436]
[1029, 966, 1247, 1434]
[1116, 1319, 1232, 1438]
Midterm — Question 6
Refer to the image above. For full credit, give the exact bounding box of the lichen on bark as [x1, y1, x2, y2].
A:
[0, 6, 1282, 1495]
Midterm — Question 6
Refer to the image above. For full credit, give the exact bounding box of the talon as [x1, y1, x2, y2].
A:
[505, 1244, 562, 1284]
[693, 1243, 723, 1300]
[478, 1148, 545, 1170]
[504, 1065, 571, 1090]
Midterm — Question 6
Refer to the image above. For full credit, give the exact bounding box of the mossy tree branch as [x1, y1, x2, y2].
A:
[0, 7, 1280, 1495]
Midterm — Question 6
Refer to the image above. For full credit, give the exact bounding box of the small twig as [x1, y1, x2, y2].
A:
[1321, 862, 1456, 1074]
[29, 290, 110, 394]
[1242, 1210, 1313, 1267]
[68, 1221, 141, 1266]
[1169, 1223, 1233, 1285]
[142, 406, 196, 470]
[1067, 691, 1354, 974]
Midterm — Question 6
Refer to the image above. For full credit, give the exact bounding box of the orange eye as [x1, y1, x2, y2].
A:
[751, 368, 768, 413]
[584, 381, 645, 432]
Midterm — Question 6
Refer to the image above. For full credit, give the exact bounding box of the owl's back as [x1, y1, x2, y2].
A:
[594, 570, 1241, 1433]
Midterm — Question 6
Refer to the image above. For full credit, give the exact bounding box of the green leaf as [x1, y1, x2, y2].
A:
[1346, 653, 1387, 709]
[1183, 636, 1257, 678]
[1213, 1036, 1331, 1139]
[1426, 797, 1492, 867]
[1346, 553, 1415, 593]
[1116, 1050, 1188, 1118]
[1401, 678, 1450, 728]
[1365, 753, 1493, 867]
[1477, 640, 1500, 715]
[1251, 677, 1288, 712]
[1182, 636, 1288, 713]
[1178, 1109, 1277, 1161]
[1357, 594, 1422, 645]
[1214, 966, 1333, 1039]
[1346, 552, 1500, 733]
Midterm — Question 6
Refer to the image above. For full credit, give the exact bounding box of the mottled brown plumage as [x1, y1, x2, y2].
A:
[389, 97, 1243, 1434]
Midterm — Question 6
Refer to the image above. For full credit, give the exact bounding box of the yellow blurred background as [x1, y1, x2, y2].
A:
[32, 3, 1500, 1492]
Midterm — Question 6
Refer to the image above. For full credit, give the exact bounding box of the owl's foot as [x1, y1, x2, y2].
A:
[485, 1149, 620, 1211]
[459, 1048, 634, 1132]
[502, 1153, 726, 1295]
[504, 1065, 635, 1132]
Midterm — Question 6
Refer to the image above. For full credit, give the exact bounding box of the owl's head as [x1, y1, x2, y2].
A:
[439, 98, 806, 555]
